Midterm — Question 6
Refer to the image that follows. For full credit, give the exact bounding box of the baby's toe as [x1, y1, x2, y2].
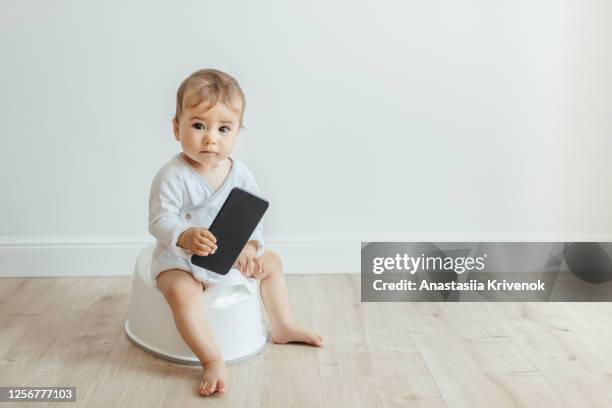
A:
[199, 381, 208, 396]
[207, 380, 218, 395]
[217, 378, 227, 394]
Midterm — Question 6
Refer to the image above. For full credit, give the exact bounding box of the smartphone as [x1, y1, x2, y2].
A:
[191, 187, 269, 275]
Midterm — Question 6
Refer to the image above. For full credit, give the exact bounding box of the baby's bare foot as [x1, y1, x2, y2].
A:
[198, 358, 227, 397]
[271, 323, 323, 347]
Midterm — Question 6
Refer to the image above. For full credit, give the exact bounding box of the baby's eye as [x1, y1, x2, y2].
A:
[192, 122, 205, 130]
[219, 126, 231, 134]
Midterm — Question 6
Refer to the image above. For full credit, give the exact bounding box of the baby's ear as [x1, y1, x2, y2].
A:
[172, 118, 180, 140]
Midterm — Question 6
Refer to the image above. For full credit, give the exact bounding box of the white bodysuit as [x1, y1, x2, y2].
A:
[148, 152, 265, 285]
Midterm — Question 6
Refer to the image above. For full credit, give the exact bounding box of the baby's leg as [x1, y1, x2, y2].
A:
[156, 269, 226, 396]
[257, 251, 323, 347]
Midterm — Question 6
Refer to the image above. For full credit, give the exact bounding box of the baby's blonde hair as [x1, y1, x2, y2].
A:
[174, 68, 246, 128]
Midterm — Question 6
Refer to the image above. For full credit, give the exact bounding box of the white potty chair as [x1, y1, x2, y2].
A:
[124, 244, 268, 364]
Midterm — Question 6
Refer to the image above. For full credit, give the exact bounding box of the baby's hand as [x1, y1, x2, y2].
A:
[178, 227, 217, 256]
[234, 245, 265, 279]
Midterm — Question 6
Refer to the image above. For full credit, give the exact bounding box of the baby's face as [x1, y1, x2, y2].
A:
[173, 100, 242, 169]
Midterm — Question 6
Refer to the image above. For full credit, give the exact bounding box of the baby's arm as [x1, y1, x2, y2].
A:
[148, 174, 196, 258]
[149, 173, 218, 257]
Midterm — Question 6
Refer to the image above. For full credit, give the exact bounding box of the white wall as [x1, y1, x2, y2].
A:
[1, 0, 611, 276]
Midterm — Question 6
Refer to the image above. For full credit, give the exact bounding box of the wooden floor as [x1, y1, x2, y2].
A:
[1, 275, 612, 407]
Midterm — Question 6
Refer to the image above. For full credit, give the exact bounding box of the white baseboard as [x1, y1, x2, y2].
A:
[0, 235, 360, 277]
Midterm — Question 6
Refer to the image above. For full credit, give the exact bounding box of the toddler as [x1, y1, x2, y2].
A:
[148, 68, 322, 397]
